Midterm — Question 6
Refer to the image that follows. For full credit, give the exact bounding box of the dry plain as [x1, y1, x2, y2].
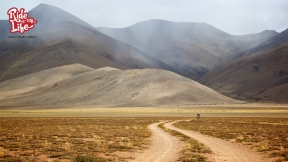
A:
[0, 104, 287, 162]
[0, 104, 288, 117]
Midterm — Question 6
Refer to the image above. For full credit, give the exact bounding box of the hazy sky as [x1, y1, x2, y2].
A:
[1, 0, 288, 35]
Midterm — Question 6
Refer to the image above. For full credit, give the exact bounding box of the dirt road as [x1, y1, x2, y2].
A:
[131, 122, 183, 162]
[164, 121, 272, 162]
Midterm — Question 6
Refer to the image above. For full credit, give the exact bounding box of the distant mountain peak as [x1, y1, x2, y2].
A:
[134, 19, 205, 26]
[127, 19, 229, 35]
[132, 19, 176, 27]
[35, 3, 58, 8]
[28, 3, 93, 28]
[30, 3, 68, 14]
[260, 29, 279, 35]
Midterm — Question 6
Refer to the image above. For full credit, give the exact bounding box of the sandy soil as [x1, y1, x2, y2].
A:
[131, 122, 183, 162]
[165, 121, 273, 162]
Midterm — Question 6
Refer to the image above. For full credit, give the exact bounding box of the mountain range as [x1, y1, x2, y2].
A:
[199, 28, 288, 102]
[0, 7, 176, 82]
[97, 20, 278, 79]
[0, 3, 287, 108]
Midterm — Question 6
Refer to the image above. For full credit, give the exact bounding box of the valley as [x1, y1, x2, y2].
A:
[0, 2, 287, 162]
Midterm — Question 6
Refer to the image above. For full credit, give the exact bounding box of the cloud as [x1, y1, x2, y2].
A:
[1, 0, 287, 35]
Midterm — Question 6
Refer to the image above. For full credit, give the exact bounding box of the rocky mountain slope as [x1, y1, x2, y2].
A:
[97, 20, 278, 79]
[199, 28, 288, 102]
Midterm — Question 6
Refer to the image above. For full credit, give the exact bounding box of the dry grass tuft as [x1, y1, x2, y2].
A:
[0, 148, 4, 158]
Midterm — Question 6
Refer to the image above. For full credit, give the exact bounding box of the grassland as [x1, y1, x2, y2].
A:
[0, 104, 288, 117]
[174, 118, 288, 162]
[0, 118, 160, 162]
[0, 105, 287, 161]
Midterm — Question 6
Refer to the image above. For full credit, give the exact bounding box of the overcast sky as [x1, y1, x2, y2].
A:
[1, 0, 288, 35]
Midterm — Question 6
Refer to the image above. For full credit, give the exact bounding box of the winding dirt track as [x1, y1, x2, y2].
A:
[164, 121, 272, 162]
[131, 122, 183, 162]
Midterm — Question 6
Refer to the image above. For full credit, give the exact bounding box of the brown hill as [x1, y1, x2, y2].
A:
[0, 20, 176, 82]
[0, 64, 238, 108]
[199, 28, 288, 102]
[97, 19, 278, 79]
[0, 64, 94, 99]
